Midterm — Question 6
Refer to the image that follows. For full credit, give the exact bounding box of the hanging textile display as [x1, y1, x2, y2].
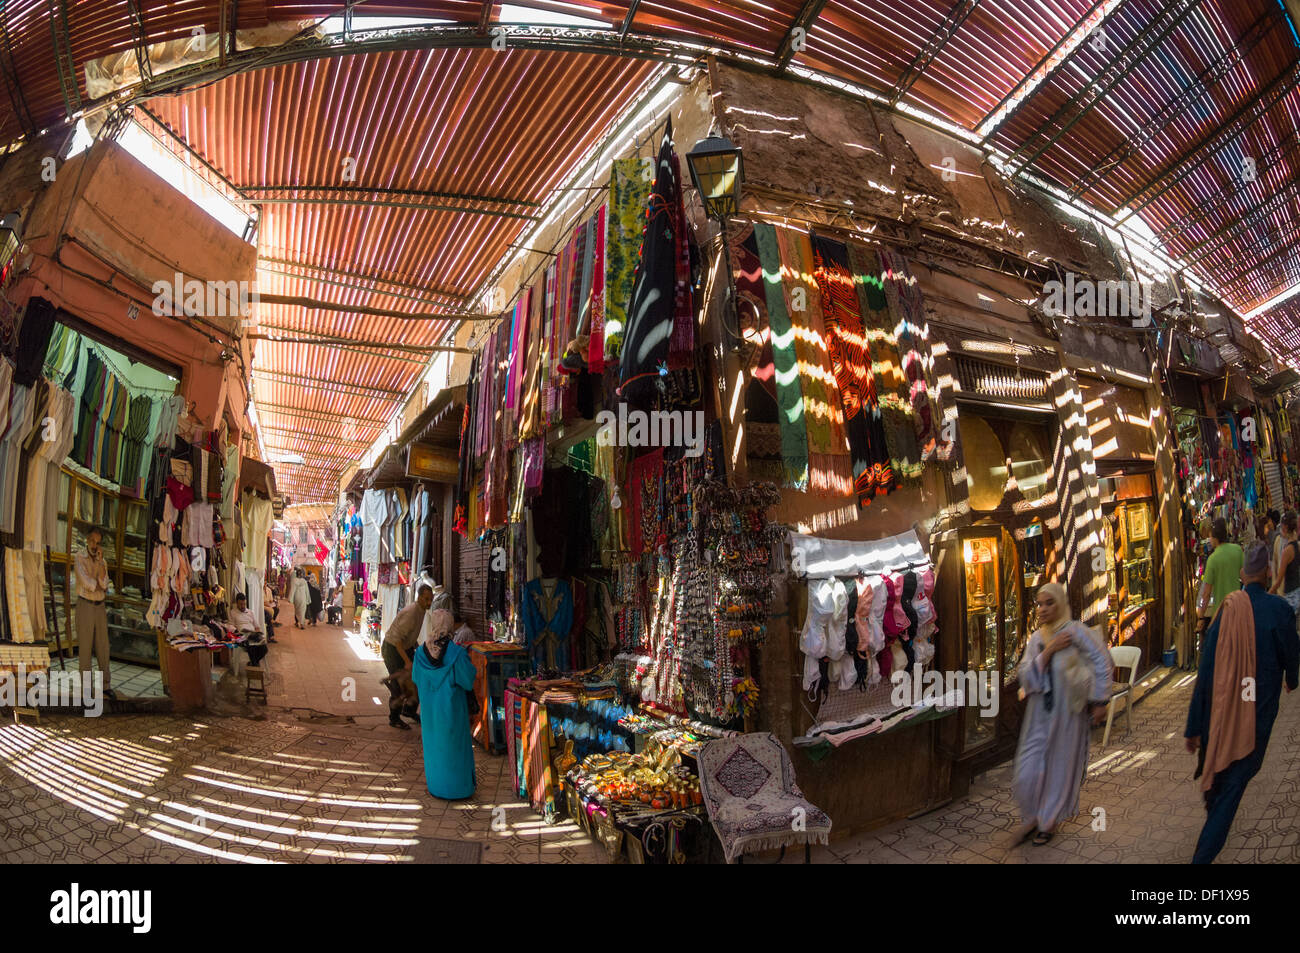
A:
[618, 117, 694, 402]
[774, 224, 853, 497]
[604, 156, 654, 362]
[847, 241, 923, 483]
[753, 221, 809, 489]
[810, 231, 894, 505]
[880, 248, 938, 459]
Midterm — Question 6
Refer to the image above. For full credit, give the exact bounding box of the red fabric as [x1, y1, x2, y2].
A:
[165, 476, 194, 510]
[588, 205, 607, 373]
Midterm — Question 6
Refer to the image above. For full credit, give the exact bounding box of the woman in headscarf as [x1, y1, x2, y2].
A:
[289, 569, 310, 629]
[411, 609, 477, 800]
[1011, 582, 1113, 845]
[307, 574, 323, 627]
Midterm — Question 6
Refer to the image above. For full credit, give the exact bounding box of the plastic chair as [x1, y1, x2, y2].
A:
[1102, 645, 1141, 748]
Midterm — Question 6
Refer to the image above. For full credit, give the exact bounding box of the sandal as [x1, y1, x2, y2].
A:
[1032, 831, 1054, 846]
[1013, 823, 1037, 845]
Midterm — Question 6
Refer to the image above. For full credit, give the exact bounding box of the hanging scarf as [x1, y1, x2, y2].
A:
[753, 221, 809, 489]
[518, 277, 545, 440]
[811, 231, 894, 505]
[775, 224, 853, 497]
[880, 248, 938, 459]
[848, 241, 923, 482]
[619, 118, 692, 402]
[588, 205, 607, 373]
[1198, 589, 1257, 792]
[604, 157, 652, 362]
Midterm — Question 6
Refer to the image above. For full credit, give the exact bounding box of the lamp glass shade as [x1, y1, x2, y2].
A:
[686, 137, 744, 219]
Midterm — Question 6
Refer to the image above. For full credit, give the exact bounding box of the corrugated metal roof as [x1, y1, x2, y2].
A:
[8, 0, 1300, 490]
[141, 43, 655, 500]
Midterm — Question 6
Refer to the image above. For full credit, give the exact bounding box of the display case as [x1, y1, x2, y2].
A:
[958, 525, 1024, 754]
[46, 467, 158, 666]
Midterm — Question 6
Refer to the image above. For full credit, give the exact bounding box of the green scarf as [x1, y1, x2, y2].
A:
[754, 221, 809, 490]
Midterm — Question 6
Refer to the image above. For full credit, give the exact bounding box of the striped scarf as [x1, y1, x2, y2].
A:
[775, 225, 854, 497]
[811, 231, 894, 505]
[753, 221, 809, 489]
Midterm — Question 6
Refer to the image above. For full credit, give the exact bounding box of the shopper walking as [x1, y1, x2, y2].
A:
[264, 580, 279, 642]
[1270, 512, 1300, 612]
[1010, 582, 1112, 845]
[307, 574, 323, 627]
[1197, 518, 1243, 639]
[381, 585, 434, 729]
[75, 527, 114, 700]
[1185, 542, 1299, 863]
[289, 569, 310, 628]
[412, 609, 477, 800]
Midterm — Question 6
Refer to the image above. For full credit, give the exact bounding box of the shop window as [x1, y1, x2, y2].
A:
[958, 410, 1055, 511]
[959, 525, 1024, 752]
[959, 414, 1007, 510]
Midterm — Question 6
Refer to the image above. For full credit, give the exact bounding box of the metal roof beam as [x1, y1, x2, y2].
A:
[247, 184, 539, 208]
[774, 0, 830, 71]
[124, 0, 154, 88]
[255, 292, 490, 322]
[1117, 59, 1300, 216]
[889, 0, 981, 106]
[247, 334, 440, 365]
[1067, 9, 1276, 199]
[976, 0, 1115, 142]
[257, 256, 469, 307]
[619, 0, 643, 41]
[1003, 0, 1201, 179]
[254, 402, 389, 428]
[244, 194, 538, 221]
[259, 425, 373, 448]
[48, 0, 82, 117]
[250, 323, 468, 356]
[252, 368, 407, 398]
[137, 107, 249, 201]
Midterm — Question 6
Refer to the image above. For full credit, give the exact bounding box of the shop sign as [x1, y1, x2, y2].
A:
[407, 444, 458, 482]
[272, 494, 286, 518]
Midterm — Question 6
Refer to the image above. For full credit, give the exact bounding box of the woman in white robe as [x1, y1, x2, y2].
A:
[289, 570, 310, 628]
[1011, 582, 1113, 845]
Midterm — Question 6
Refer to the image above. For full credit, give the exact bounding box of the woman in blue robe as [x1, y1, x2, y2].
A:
[412, 619, 477, 800]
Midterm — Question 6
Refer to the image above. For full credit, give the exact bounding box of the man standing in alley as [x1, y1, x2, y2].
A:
[1185, 541, 1299, 863]
[1197, 517, 1243, 639]
[381, 583, 434, 730]
[76, 527, 114, 700]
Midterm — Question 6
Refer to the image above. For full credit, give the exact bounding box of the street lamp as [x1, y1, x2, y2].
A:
[686, 135, 745, 348]
[686, 135, 745, 219]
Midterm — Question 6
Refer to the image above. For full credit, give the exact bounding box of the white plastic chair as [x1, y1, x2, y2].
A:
[1102, 645, 1141, 748]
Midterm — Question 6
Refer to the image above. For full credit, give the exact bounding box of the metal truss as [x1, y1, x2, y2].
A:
[890, 0, 981, 106]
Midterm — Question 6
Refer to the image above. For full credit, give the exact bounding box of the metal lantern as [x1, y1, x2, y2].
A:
[686, 136, 745, 219]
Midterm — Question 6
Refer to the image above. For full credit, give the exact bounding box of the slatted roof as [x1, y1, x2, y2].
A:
[7, 0, 1300, 496]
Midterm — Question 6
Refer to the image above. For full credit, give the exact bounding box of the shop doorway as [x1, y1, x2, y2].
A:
[42, 315, 182, 669]
[1098, 466, 1160, 675]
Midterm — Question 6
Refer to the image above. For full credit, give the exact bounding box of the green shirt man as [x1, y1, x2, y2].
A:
[1201, 540, 1243, 620]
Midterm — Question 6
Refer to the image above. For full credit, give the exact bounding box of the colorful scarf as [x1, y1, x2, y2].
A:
[604, 157, 652, 362]
[589, 204, 607, 373]
[1200, 589, 1256, 792]
[880, 248, 938, 459]
[775, 225, 853, 497]
[811, 231, 894, 505]
[753, 222, 809, 489]
[518, 277, 545, 440]
[848, 241, 923, 482]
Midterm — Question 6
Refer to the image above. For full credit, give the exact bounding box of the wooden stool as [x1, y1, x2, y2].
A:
[12, 707, 39, 725]
[245, 666, 267, 703]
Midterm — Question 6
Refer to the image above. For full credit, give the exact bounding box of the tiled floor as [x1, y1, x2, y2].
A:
[3, 622, 1295, 863]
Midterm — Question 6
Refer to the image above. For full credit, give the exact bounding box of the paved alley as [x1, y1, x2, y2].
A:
[1, 660, 1296, 864]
